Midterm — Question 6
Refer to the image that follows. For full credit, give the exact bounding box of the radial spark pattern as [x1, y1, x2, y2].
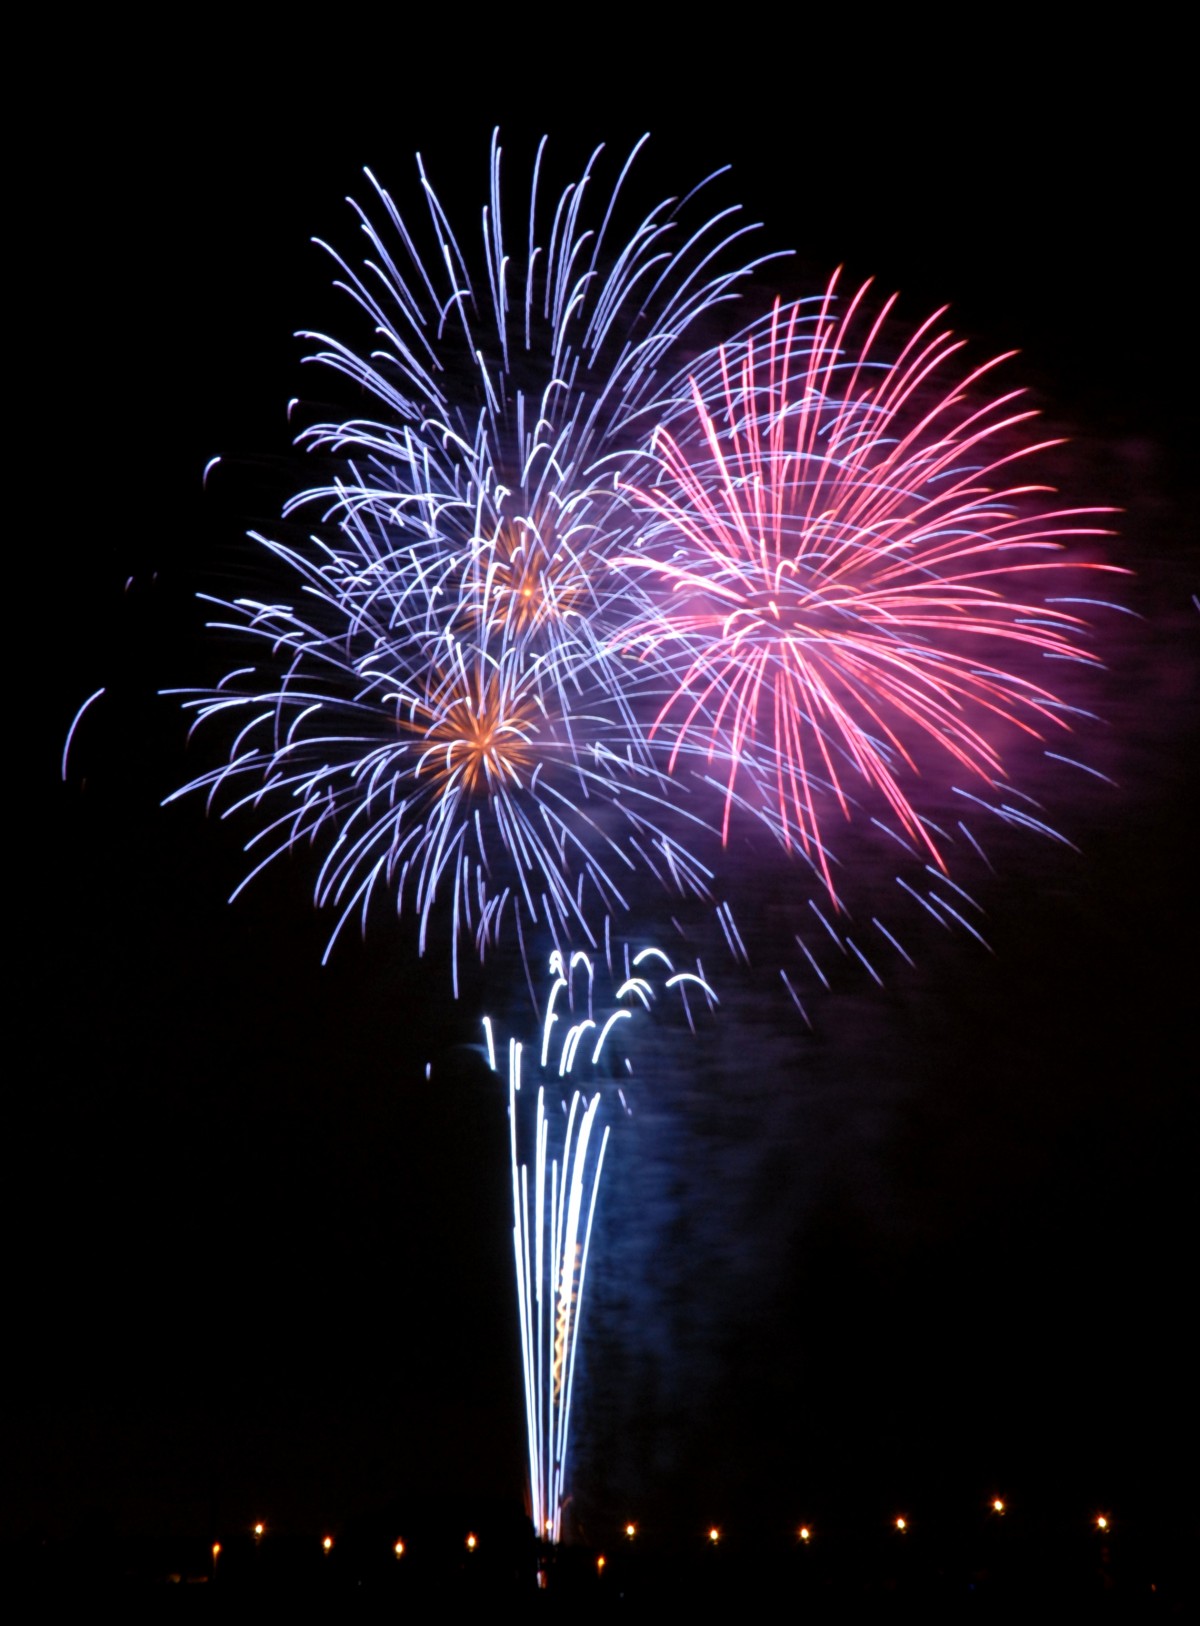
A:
[613, 276, 1122, 906]
[169, 136, 778, 986]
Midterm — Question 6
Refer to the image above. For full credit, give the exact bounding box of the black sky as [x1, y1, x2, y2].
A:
[21, 22, 1196, 1564]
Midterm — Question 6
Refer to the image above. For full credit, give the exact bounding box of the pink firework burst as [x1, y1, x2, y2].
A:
[613, 273, 1123, 905]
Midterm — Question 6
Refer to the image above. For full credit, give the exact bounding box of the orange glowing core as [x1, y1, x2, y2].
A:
[478, 518, 583, 637]
[406, 671, 538, 797]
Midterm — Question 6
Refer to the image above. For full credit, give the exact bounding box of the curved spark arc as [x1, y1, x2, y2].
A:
[491, 945, 715, 1542]
[612, 276, 1125, 908]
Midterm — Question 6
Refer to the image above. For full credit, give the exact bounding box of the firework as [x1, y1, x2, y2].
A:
[76, 133, 1123, 1559]
[167, 134, 779, 988]
[171, 544, 713, 992]
[612, 274, 1122, 908]
[484, 942, 716, 1543]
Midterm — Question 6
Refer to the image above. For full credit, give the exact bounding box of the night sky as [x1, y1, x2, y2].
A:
[22, 24, 1195, 1572]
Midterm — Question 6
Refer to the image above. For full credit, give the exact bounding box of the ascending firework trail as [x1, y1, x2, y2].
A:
[484, 942, 715, 1544]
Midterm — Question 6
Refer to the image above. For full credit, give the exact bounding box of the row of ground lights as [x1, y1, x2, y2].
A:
[629, 1505, 1114, 1544]
[222, 1506, 1115, 1566]
[218, 1525, 411, 1562]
